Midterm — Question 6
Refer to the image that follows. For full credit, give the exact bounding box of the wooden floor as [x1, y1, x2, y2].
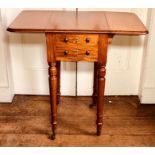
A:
[0, 95, 155, 146]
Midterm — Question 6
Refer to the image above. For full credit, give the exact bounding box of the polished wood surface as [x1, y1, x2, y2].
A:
[96, 34, 108, 135]
[91, 62, 98, 107]
[1, 95, 155, 146]
[54, 34, 98, 61]
[7, 10, 148, 35]
[56, 61, 61, 105]
[7, 10, 148, 140]
[46, 33, 58, 140]
[45, 33, 109, 138]
[55, 34, 98, 46]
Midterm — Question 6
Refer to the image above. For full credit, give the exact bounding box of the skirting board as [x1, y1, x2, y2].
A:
[140, 88, 155, 104]
[0, 88, 14, 103]
[1, 91, 155, 104]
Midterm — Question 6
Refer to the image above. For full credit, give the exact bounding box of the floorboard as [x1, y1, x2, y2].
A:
[0, 95, 155, 146]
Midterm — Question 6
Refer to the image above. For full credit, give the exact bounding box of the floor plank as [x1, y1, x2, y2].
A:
[0, 134, 155, 147]
[0, 95, 155, 146]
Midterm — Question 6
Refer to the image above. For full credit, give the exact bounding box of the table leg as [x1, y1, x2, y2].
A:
[57, 61, 61, 104]
[90, 62, 98, 108]
[97, 65, 106, 135]
[49, 62, 57, 140]
[96, 34, 108, 136]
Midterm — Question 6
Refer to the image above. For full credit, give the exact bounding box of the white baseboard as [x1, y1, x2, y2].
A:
[0, 88, 14, 103]
[140, 88, 155, 104]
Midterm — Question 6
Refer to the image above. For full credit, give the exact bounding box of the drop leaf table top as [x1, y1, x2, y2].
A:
[7, 10, 148, 35]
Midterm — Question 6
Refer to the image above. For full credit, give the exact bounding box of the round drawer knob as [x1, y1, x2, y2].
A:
[86, 37, 90, 43]
[64, 50, 69, 55]
[86, 51, 90, 56]
[64, 37, 68, 43]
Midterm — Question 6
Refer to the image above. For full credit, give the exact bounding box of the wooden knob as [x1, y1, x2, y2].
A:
[86, 51, 90, 55]
[64, 37, 68, 43]
[86, 37, 90, 43]
[64, 50, 68, 55]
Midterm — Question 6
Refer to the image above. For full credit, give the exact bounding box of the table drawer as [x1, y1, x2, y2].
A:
[55, 47, 98, 61]
[54, 34, 98, 61]
[55, 34, 99, 46]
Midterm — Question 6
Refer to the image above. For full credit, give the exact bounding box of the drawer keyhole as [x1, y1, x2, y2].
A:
[64, 50, 69, 55]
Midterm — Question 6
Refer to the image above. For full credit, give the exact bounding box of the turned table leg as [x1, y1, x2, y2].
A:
[90, 62, 98, 108]
[46, 33, 59, 140]
[57, 61, 61, 104]
[96, 34, 108, 136]
[48, 63, 57, 140]
[97, 65, 106, 135]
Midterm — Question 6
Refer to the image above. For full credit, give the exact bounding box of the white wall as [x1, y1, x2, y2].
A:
[77, 8, 148, 96]
[5, 8, 77, 96]
[0, 9, 14, 102]
[139, 9, 155, 104]
[0, 8, 153, 103]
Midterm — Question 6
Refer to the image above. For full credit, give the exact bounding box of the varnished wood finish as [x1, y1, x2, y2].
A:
[46, 33, 108, 137]
[57, 61, 61, 104]
[7, 10, 148, 140]
[1, 95, 155, 146]
[7, 10, 148, 35]
[91, 62, 98, 107]
[48, 63, 57, 140]
[46, 33, 57, 140]
[104, 12, 147, 35]
[97, 34, 108, 135]
[55, 48, 98, 62]
[54, 34, 98, 62]
[55, 34, 98, 45]
[7, 11, 51, 33]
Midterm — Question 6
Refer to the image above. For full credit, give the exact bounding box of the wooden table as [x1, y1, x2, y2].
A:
[7, 10, 148, 140]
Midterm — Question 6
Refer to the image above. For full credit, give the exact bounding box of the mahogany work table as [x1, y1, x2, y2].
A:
[7, 10, 148, 140]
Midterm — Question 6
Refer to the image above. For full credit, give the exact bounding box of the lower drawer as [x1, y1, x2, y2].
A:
[55, 48, 98, 62]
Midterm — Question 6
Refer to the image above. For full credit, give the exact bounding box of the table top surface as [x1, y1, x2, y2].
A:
[7, 10, 148, 35]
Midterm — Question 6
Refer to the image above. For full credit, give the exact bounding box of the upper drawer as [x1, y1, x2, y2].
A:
[55, 34, 99, 46]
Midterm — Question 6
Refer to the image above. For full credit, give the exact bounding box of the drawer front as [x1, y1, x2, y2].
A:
[55, 34, 98, 46]
[55, 47, 98, 61]
[54, 34, 99, 61]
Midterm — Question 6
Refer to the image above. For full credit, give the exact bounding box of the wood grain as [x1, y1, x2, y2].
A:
[0, 95, 155, 146]
[7, 11, 51, 32]
[56, 61, 61, 105]
[6, 10, 149, 140]
[91, 62, 98, 107]
[46, 33, 57, 139]
[54, 34, 98, 61]
[96, 34, 108, 135]
[55, 34, 98, 46]
[7, 10, 148, 35]
[55, 48, 98, 62]
[105, 12, 148, 35]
